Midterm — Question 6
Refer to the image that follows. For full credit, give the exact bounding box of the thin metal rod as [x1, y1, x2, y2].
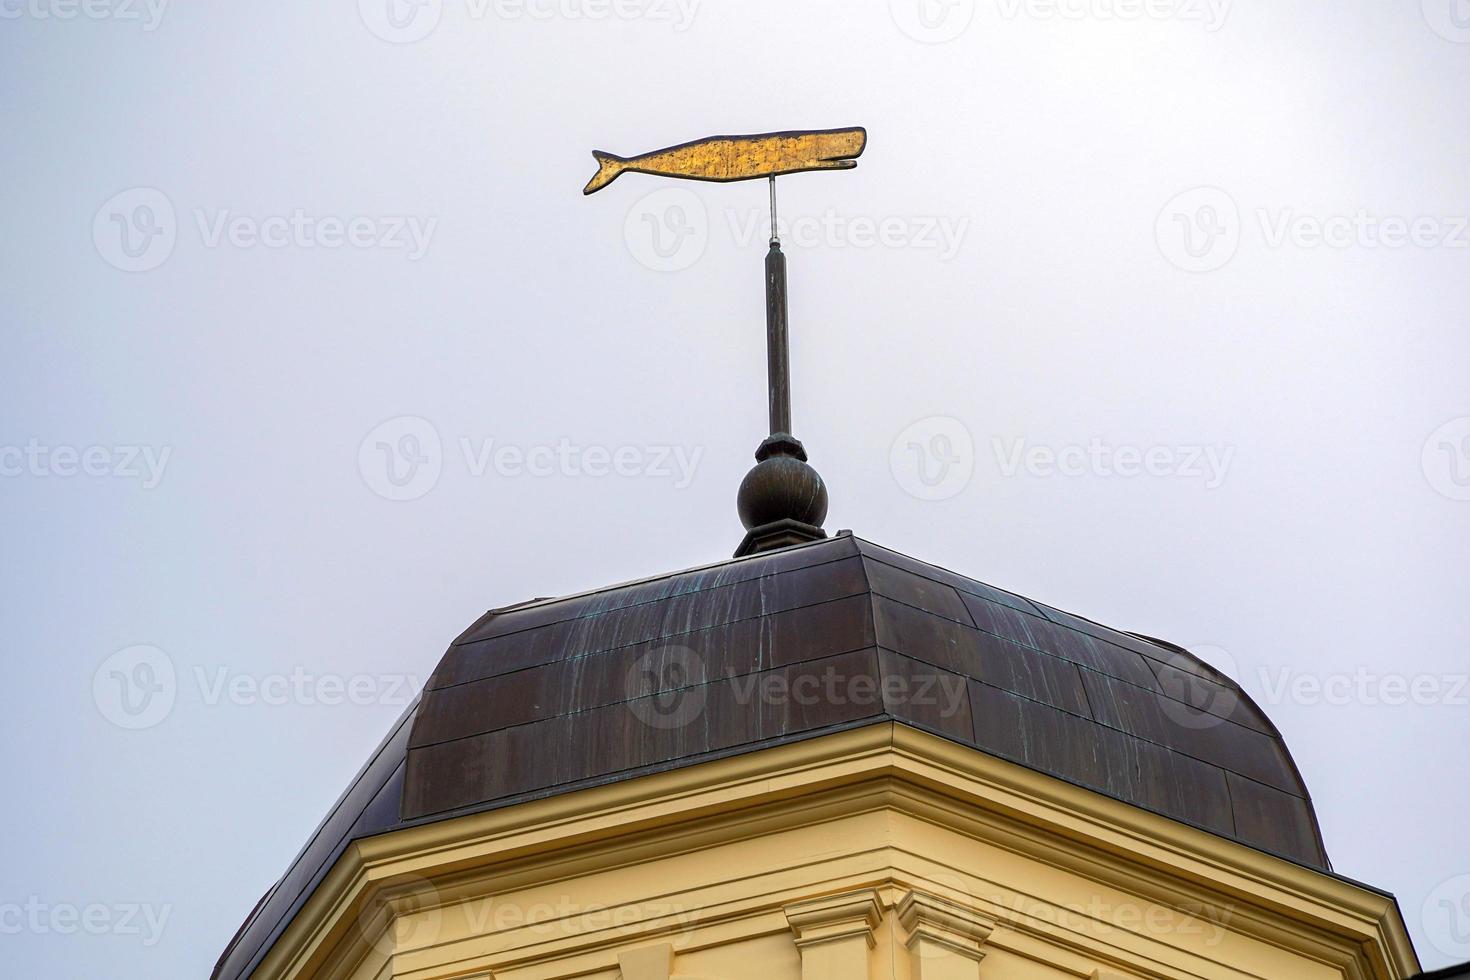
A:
[765, 238, 791, 437]
[768, 175, 779, 245]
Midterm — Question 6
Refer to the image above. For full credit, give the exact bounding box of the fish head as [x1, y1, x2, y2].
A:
[811, 128, 868, 168]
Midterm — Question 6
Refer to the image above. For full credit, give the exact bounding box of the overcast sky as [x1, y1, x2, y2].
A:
[3, 1, 1469, 976]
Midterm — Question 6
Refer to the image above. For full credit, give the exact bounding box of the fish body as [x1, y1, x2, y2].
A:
[583, 127, 867, 195]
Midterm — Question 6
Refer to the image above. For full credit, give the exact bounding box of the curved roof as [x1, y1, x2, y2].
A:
[213, 533, 1328, 980]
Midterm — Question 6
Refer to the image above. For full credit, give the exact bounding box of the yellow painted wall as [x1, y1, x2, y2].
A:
[260, 725, 1418, 980]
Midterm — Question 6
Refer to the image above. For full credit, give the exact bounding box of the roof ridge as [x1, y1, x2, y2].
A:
[452, 538, 859, 648]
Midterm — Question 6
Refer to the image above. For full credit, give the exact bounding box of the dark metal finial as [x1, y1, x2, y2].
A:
[735, 181, 828, 558]
[765, 239, 792, 438]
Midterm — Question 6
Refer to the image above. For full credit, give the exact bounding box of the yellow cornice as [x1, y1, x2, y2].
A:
[248, 723, 1420, 980]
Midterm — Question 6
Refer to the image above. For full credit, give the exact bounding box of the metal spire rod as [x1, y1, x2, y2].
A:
[768, 175, 779, 246]
[764, 180, 792, 438]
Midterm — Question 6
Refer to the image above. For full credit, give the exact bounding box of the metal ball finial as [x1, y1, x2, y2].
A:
[735, 435, 828, 556]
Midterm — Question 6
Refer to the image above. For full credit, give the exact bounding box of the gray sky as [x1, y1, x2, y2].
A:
[3, 1, 1468, 975]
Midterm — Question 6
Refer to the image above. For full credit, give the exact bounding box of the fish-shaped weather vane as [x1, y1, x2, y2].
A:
[584, 126, 869, 557]
[582, 127, 866, 195]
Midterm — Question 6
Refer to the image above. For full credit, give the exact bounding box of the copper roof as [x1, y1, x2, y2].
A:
[213, 533, 1329, 980]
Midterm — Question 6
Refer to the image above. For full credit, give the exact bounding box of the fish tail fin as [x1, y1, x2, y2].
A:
[583, 151, 628, 195]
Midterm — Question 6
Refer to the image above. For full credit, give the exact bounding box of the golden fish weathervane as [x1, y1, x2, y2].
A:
[584, 125, 869, 556]
[582, 126, 867, 195]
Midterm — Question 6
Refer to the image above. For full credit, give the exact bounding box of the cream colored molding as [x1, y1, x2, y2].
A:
[896, 890, 995, 979]
[783, 889, 884, 979]
[245, 724, 1420, 980]
[618, 942, 674, 980]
